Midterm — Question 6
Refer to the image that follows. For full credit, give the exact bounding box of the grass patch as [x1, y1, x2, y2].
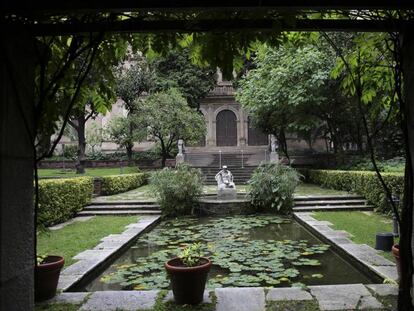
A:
[294, 183, 350, 196]
[313, 211, 398, 261]
[266, 299, 320, 311]
[35, 303, 81, 311]
[37, 216, 138, 267]
[38, 167, 141, 178]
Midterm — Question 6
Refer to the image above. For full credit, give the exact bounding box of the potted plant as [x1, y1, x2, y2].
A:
[35, 254, 65, 301]
[165, 243, 211, 305]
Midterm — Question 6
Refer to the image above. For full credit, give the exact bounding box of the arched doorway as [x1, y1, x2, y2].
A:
[248, 117, 269, 145]
[216, 110, 237, 146]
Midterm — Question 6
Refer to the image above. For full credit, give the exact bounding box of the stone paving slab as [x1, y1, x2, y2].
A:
[309, 284, 382, 310]
[45, 292, 89, 305]
[215, 287, 265, 311]
[164, 290, 212, 303]
[73, 249, 114, 261]
[266, 287, 313, 301]
[366, 284, 398, 296]
[79, 290, 158, 310]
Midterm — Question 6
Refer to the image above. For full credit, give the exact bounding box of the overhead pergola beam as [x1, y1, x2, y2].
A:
[2, 0, 414, 14]
[6, 19, 413, 36]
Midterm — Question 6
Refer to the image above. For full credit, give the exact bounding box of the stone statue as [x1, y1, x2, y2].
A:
[176, 139, 185, 166]
[177, 139, 184, 155]
[270, 134, 278, 153]
[270, 135, 279, 163]
[215, 166, 236, 190]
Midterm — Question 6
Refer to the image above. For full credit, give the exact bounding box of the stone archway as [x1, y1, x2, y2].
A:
[247, 116, 269, 146]
[216, 110, 237, 146]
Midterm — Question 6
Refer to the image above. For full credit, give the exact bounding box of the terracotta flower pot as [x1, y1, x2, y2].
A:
[35, 255, 65, 302]
[165, 257, 211, 305]
[392, 244, 401, 280]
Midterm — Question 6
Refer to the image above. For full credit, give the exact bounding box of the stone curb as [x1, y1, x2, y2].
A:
[57, 215, 161, 291]
[294, 212, 398, 282]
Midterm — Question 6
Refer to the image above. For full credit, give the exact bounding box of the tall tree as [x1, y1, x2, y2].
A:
[152, 48, 216, 109]
[134, 88, 206, 167]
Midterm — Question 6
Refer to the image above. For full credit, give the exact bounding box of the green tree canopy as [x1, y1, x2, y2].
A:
[134, 88, 206, 167]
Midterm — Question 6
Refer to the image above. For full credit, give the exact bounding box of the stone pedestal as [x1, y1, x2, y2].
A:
[217, 188, 237, 200]
[175, 153, 184, 166]
[269, 151, 279, 163]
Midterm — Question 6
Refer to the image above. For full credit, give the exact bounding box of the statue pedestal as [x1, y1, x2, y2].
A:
[176, 153, 184, 166]
[217, 187, 237, 200]
[269, 151, 279, 163]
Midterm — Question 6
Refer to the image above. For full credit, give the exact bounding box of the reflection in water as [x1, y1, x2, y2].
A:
[83, 216, 374, 291]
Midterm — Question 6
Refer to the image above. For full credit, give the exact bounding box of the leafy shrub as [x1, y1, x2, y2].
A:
[248, 163, 301, 214]
[336, 156, 405, 173]
[38, 177, 93, 226]
[100, 173, 148, 195]
[307, 169, 404, 214]
[150, 164, 203, 216]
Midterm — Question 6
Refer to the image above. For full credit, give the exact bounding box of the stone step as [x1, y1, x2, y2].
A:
[293, 205, 374, 212]
[77, 210, 162, 216]
[294, 195, 365, 201]
[84, 205, 160, 211]
[90, 200, 158, 206]
[294, 199, 367, 207]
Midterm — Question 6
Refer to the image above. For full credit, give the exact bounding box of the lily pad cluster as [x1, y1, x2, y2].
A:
[100, 216, 329, 289]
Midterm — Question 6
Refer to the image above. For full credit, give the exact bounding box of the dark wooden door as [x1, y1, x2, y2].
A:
[248, 117, 269, 146]
[216, 110, 237, 146]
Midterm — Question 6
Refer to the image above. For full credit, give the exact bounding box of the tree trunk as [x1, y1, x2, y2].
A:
[75, 114, 87, 174]
[126, 143, 133, 162]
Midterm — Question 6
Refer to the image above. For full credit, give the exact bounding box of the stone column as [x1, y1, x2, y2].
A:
[206, 105, 214, 146]
[0, 31, 36, 310]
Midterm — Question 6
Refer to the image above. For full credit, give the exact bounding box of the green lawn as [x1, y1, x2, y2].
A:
[37, 216, 138, 267]
[38, 167, 141, 178]
[313, 211, 398, 261]
[295, 183, 350, 196]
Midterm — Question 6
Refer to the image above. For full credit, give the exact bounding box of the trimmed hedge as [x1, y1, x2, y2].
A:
[100, 173, 148, 195]
[307, 169, 404, 214]
[38, 177, 94, 226]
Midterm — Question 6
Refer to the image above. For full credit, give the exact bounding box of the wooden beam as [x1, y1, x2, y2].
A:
[5, 19, 411, 36]
[2, 0, 414, 15]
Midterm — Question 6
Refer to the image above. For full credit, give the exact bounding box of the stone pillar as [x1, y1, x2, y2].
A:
[0, 31, 36, 310]
[206, 105, 214, 146]
[401, 30, 414, 308]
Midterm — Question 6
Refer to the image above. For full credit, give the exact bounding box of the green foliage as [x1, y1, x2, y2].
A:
[100, 216, 330, 290]
[105, 116, 146, 154]
[62, 144, 78, 160]
[337, 157, 405, 173]
[101, 173, 148, 195]
[151, 48, 216, 108]
[135, 89, 206, 165]
[179, 243, 204, 267]
[150, 165, 203, 215]
[308, 169, 404, 214]
[38, 177, 93, 226]
[248, 163, 301, 214]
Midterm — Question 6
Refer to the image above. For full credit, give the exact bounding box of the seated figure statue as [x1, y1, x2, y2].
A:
[215, 166, 236, 190]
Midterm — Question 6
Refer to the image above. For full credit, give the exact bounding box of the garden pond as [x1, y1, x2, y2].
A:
[83, 215, 374, 291]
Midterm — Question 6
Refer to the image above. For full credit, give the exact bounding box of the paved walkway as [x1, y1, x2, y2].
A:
[42, 284, 397, 310]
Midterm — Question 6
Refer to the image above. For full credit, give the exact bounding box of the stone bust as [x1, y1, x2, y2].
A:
[215, 165, 235, 190]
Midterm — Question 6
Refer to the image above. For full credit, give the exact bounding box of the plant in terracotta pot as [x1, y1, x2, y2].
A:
[35, 254, 65, 301]
[165, 243, 211, 305]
